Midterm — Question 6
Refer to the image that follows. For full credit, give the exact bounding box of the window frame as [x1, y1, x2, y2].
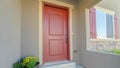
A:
[93, 6, 115, 39]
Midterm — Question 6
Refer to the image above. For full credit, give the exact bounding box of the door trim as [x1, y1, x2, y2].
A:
[39, 0, 74, 65]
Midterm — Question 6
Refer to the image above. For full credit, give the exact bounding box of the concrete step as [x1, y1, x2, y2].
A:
[40, 61, 76, 68]
[39, 61, 84, 68]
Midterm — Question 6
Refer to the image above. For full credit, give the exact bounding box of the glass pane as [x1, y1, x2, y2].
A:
[96, 9, 106, 38]
[106, 14, 113, 38]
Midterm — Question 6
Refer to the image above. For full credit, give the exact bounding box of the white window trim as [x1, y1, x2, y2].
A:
[94, 6, 115, 15]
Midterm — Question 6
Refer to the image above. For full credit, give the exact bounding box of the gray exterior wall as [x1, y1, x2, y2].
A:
[0, 0, 21, 68]
[21, 0, 39, 57]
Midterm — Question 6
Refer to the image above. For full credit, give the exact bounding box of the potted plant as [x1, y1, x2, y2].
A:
[13, 56, 39, 68]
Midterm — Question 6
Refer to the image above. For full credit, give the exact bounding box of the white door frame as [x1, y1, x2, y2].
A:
[39, 0, 74, 64]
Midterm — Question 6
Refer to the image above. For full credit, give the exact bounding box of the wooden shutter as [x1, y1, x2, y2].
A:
[114, 15, 118, 39]
[89, 8, 97, 38]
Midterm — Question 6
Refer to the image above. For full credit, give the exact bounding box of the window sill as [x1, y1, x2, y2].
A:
[91, 39, 120, 41]
[87, 49, 120, 56]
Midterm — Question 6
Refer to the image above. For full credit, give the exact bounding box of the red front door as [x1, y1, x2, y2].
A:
[43, 4, 69, 63]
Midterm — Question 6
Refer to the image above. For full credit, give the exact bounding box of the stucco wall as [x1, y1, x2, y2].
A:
[78, 0, 120, 68]
[21, 0, 39, 57]
[0, 0, 21, 68]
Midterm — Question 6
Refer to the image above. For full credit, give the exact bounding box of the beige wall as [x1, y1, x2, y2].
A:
[78, 0, 120, 68]
[0, 0, 21, 68]
[21, 0, 39, 57]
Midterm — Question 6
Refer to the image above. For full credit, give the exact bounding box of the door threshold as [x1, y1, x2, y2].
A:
[44, 60, 71, 66]
[39, 61, 76, 68]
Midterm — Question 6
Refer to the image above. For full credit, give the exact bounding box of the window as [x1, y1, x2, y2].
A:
[88, 6, 120, 55]
[89, 7, 119, 39]
[96, 9, 107, 38]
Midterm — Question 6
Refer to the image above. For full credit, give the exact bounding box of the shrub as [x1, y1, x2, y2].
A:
[112, 48, 120, 54]
[13, 56, 39, 68]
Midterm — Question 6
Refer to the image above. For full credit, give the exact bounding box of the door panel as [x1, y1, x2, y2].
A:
[43, 5, 69, 63]
[49, 39, 64, 56]
[49, 11, 64, 35]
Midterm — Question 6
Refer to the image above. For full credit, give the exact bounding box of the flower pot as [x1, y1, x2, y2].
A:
[34, 62, 39, 68]
[34, 65, 39, 68]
